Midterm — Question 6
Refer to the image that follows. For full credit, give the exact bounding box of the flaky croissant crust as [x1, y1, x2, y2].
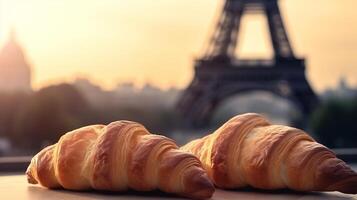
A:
[181, 113, 357, 194]
[26, 121, 214, 199]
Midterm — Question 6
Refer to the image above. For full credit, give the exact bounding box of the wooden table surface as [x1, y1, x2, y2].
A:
[0, 174, 356, 200]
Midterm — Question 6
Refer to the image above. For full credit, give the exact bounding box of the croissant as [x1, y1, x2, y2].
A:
[26, 120, 214, 199]
[181, 113, 357, 194]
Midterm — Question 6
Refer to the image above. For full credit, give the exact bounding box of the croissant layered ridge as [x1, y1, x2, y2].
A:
[26, 121, 214, 199]
[181, 113, 357, 194]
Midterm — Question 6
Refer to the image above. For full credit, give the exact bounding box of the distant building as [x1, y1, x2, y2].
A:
[322, 77, 357, 100]
[0, 31, 32, 93]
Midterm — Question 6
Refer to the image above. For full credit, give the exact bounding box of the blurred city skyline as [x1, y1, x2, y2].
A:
[0, 0, 356, 91]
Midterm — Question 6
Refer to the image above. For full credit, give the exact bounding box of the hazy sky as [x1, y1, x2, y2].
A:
[0, 0, 356, 92]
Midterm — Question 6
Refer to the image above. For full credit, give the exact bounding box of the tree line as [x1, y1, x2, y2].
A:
[0, 83, 356, 156]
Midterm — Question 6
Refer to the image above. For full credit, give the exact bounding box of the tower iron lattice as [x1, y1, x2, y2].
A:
[177, 0, 319, 127]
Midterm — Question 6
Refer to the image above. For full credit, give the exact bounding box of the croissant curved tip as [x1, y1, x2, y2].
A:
[26, 166, 38, 184]
[329, 176, 357, 194]
[185, 171, 215, 199]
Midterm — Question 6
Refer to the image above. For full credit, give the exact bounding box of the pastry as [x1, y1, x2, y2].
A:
[181, 113, 357, 194]
[27, 120, 214, 199]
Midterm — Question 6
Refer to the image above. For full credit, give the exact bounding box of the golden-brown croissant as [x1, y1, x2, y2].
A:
[26, 120, 214, 199]
[181, 113, 357, 194]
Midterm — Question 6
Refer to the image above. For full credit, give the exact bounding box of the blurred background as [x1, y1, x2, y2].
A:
[0, 0, 356, 158]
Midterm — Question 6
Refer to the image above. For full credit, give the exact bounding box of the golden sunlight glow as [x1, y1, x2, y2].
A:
[236, 13, 273, 59]
[0, 0, 356, 91]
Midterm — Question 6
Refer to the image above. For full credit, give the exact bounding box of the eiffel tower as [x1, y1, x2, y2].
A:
[177, 0, 319, 127]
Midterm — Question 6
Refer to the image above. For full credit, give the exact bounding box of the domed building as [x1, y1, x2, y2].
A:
[0, 30, 32, 93]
